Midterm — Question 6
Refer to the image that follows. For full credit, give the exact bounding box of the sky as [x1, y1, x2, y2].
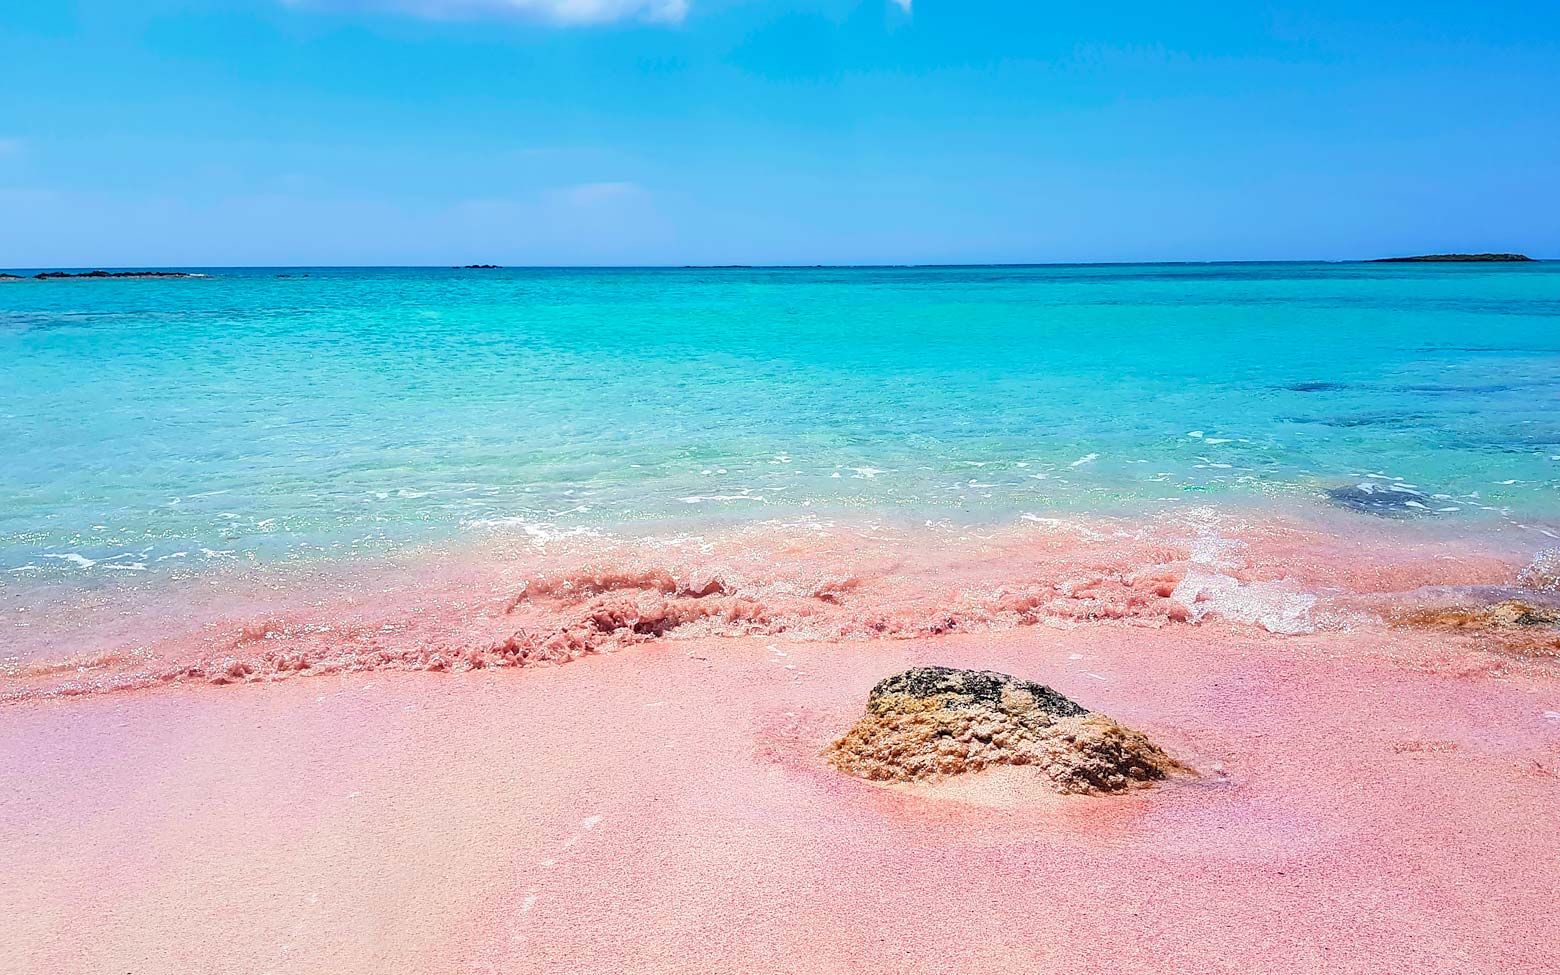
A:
[1, 0, 1558, 266]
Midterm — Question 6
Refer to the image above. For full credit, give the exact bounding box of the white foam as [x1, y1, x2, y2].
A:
[678, 494, 764, 504]
[1186, 533, 1247, 571]
[42, 553, 96, 568]
[1171, 570, 1317, 635]
[1520, 549, 1560, 591]
[1068, 453, 1100, 468]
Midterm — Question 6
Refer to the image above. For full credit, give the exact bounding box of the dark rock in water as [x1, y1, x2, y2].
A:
[458, 264, 503, 269]
[1325, 483, 1435, 516]
[0, 273, 23, 280]
[827, 666, 1190, 794]
[33, 270, 202, 279]
[1370, 253, 1533, 263]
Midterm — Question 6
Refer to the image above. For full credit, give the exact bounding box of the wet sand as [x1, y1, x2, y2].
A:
[4, 514, 1560, 973]
[5, 626, 1560, 973]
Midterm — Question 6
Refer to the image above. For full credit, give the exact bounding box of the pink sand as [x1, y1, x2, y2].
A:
[3, 515, 1559, 973]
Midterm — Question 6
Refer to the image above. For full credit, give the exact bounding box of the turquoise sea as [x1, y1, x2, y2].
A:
[3, 263, 1558, 585]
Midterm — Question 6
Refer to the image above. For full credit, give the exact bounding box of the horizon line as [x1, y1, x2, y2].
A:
[3, 257, 1553, 273]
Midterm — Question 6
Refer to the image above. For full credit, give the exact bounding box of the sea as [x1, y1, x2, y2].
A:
[3, 261, 1559, 681]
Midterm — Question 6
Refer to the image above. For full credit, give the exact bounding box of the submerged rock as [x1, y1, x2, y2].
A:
[826, 666, 1190, 794]
[1395, 599, 1559, 631]
[1324, 482, 1434, 516]
[1392, 597, 1560, 660]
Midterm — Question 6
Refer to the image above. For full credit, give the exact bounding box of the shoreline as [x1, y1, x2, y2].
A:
[5, 506, 1556, 701]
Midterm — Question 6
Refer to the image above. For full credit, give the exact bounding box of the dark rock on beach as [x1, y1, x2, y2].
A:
[1325, 483, 1435, 516]
[1371, 253, 1533, 263]
[868, 666, 1089, 718]
[827, 666, 1190, 794]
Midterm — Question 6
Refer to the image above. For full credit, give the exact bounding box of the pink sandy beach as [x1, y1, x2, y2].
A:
[4, 514, 1559, 973]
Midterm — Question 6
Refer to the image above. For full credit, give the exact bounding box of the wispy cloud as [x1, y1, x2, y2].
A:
[891, 0, 910, 11]
[282, 0, 688, 26]
[0, 138, 24, 158]
[549, 181, 643, 207]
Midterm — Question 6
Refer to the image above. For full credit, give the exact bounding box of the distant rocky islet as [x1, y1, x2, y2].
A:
[1, 270, 205, 280]
[1370, 253, 1533, 263]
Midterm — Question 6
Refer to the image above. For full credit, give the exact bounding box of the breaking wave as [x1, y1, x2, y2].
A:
[4, 513, 1553, 702]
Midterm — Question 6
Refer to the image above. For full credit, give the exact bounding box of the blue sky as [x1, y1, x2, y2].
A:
[2, 0, 1557, 266]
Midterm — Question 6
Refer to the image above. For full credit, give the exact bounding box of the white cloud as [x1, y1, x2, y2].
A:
[549, 181, 643, 207]
[283, 0, 688, 26]
[891, 0, 910, 10]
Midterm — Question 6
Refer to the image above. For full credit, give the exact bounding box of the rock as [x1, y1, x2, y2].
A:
[32, 270, 202, 279]
[826, 666, 1190, 794]
[1394, 599, 1559, 630]
[1391, 597, 1560, 660]
[1370, 254, 1533, 263]
[1285, 381, 1349, 392]
[1324, 482, 1434, 516]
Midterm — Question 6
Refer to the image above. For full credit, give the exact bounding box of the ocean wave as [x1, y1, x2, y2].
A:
[4, 512, 1550, 704]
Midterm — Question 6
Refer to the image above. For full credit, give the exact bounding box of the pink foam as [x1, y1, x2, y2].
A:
[0, 511, 1540, 702]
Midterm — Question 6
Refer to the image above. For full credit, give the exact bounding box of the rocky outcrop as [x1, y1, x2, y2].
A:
[1371, 254, 1533, 263]
[32, 270, 203, 279]
[826, 666, 1189, 794]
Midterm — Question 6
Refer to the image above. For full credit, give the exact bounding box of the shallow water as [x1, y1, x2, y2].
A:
[3, 262, 1558, 590]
